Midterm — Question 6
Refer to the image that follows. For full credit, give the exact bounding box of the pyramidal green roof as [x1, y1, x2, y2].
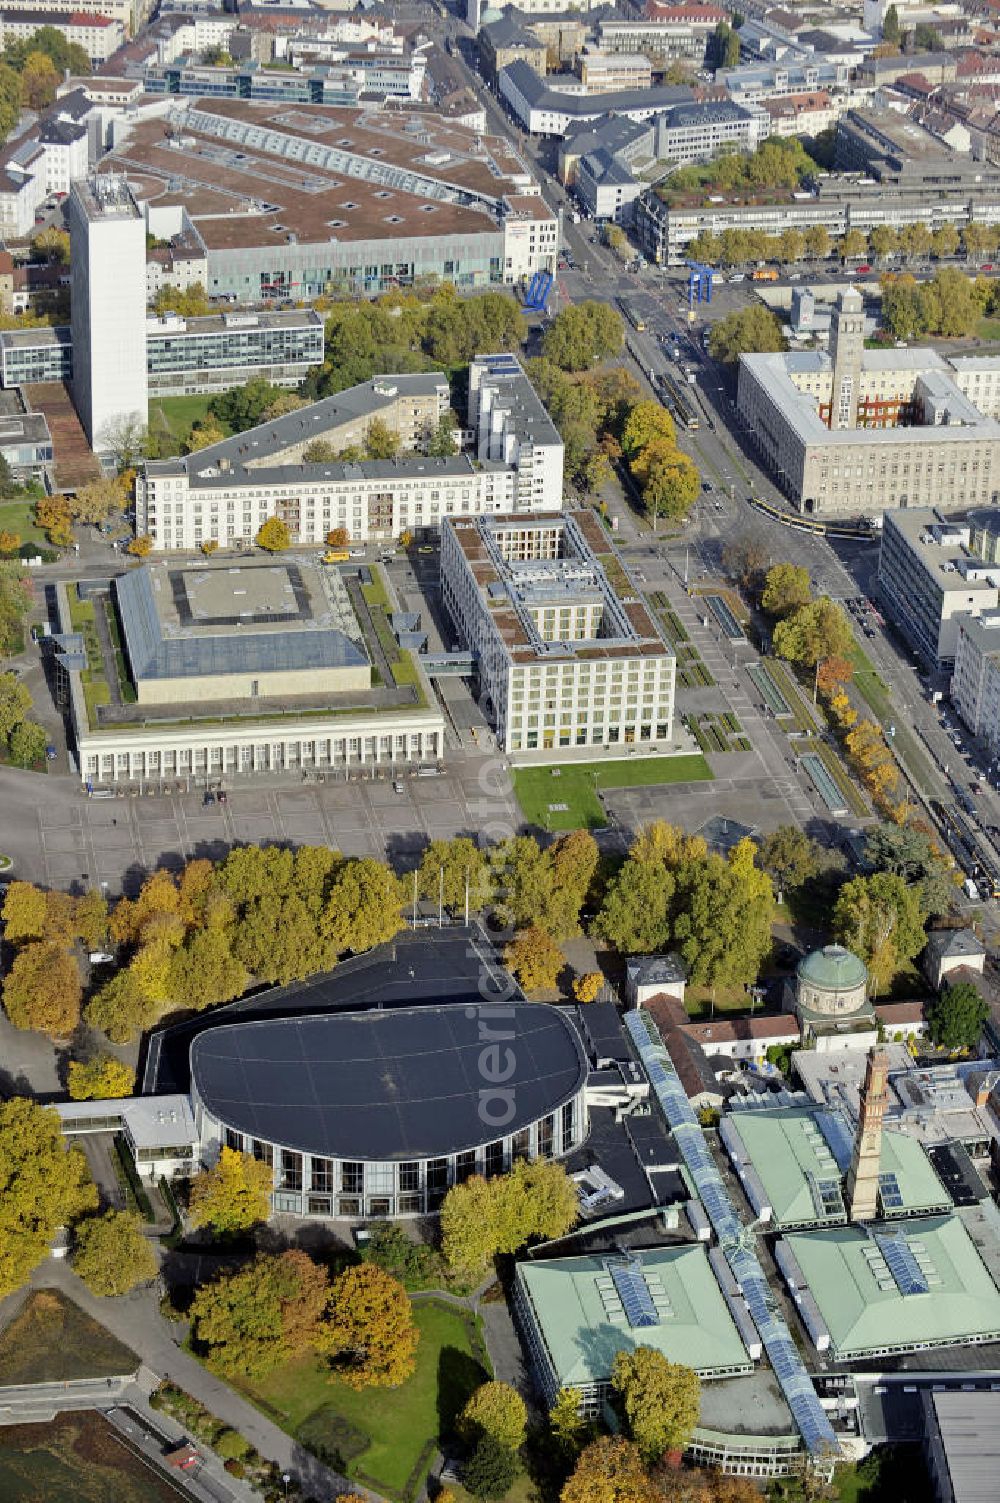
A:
[797, 945, 867, 992]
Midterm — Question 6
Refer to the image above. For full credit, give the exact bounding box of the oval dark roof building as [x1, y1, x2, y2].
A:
[190, 1002, 589, 1162]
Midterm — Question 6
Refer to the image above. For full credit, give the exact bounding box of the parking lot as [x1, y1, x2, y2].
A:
[2, 755, 521, 897]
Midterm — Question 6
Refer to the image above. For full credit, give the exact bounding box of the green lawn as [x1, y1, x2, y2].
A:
[0, 1291, 138, 1385]
[514, 754, 713, 831]
[148, 395, 230, 447]
[237, 1299, 489, 1499]
[0, 498, 46, 547]
[977, 317, 1000, 343]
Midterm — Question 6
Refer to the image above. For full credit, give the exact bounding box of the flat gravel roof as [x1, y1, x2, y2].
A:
[190, 1001, 588, 1160]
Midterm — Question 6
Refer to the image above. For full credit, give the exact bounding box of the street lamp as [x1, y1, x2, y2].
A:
[282, 1474, 291, 1498]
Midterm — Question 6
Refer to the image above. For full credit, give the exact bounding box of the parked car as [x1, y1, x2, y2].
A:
[203, 791, 215, 806]
[45, 744, 57, 761]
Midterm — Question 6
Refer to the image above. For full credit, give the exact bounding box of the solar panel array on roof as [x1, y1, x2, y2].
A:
[879, 1171, 904, 1211]
[875, 1232, 930, 1296]
[624, 1009, 838, 1459]
[608, 1257, 659, 1329]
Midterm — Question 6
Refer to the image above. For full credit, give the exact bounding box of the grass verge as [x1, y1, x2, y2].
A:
[149, 395, 230, 448]
[847, 637, 935, 794]
[514, 754, 713, 830]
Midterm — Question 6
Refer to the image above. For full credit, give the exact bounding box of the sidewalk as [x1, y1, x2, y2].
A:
[25, 1261, 378, 1503]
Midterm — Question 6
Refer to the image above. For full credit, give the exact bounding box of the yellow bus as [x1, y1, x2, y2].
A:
[322, 549, 350, 563]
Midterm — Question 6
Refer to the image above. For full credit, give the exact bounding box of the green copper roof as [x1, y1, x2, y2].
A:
[785, 1215, 1000, 1359]
[728, 1107, 950, 1230]
[516, 1245, 752, 1386]
[796, 944, 867, 992]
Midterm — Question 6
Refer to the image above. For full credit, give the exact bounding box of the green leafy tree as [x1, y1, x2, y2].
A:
[490, 836, 554, 930]
[188, 1147, 274, 1236]
[20, 49, 59, 109]
[708, 306, 786, 365]
[209, 378, 286, 432]
[593, 859, 674, 955]
[255, 516, 291, 551]
[832, 872, 927, 994]
[804, 225, 831, 261]
[541, 301, 623, 372]
[610, 1348, 700, 1463]
[428, 413, 458, 457]
[318, 1262, 418, 1388]
[464, 1434, 519, 1500]
[761, 563, 811, 618]
[459, 1381, 527, 1452]
[8, 719, 46, 768]
[759, 826, 821, 893]
[365, 417, 400, 460]
[0, 669, 30, 741]
[635, 443, 700, 523]
[417, 836, 491, 916]
[3, 940, 81, 1037]
[67, 1054, 134, 1100]
[840, 228, 868, 261]
[167, 927, 248, 1010]
[0, 1098, 97, 1297]
[84, 965, 158, 1044]
[72, 1210, 157, 1296]
[926, 981, 989, 1051]
[190, 1250, 329, 1376]
[505, 925, 563, 992]
[865, 824, 956, 918]
[671, 839, 774, 989]
[882, 4, 901, 43]
[323, 857, 404, 954]
[773, 598, 852, 668]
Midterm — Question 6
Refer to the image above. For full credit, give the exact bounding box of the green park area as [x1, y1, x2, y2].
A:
[0, 1290, 137, 1386]
[148, 395, 229, 449]
[0, 499, 47, 548]
[513, 755, 712, 831]
[237, 1299, 489, 1499]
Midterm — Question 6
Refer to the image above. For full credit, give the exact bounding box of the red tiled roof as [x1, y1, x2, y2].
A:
[681, 1014, 801, 1046]
[874, 1001, 925, 1023]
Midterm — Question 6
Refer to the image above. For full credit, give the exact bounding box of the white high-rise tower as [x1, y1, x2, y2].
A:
[69, 176, 148, 453]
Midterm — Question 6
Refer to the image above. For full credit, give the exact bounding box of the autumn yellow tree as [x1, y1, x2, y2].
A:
[505, 925, 564, 992]
[0, 1098, 97, 1298]
[1, 880, 47, 943]
[573, 971, 603, 1003]
[629, 820, 707, 869]
[326, 526, 350, 546]
[67, 1055, 134, 1100]
[458, 1380, 528, 1451]
[188, 1147, 274, 1236]
[2, 941, 81, 1037]
[69, 477, 122, 525]
[0, 529, 19, 554]
[72, 1210, 157, 1296]
[561, 1436, 659, 1503]
[128, 535, 153, 557]
[442, 1160, 577, 1277]
[34, 494, 73, 547]
[255, 516, 291, 551]
[318, 1263, 418, 1388]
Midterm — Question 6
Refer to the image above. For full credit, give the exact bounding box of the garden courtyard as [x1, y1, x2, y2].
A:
[236, 1298, 490, 1500]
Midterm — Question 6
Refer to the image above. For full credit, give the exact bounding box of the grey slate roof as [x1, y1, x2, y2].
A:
[502, 58, 692, 117]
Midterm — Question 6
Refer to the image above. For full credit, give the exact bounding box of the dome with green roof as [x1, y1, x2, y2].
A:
[795, 945, 868, 1019]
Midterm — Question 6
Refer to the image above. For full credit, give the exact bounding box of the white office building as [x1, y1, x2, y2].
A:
[951, 609, 1000, 751]
[137, 356, 563, 552]
[441, 510, 675, 759]
[69, 176, 148, 452]
[878, 510, 1000, 668]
